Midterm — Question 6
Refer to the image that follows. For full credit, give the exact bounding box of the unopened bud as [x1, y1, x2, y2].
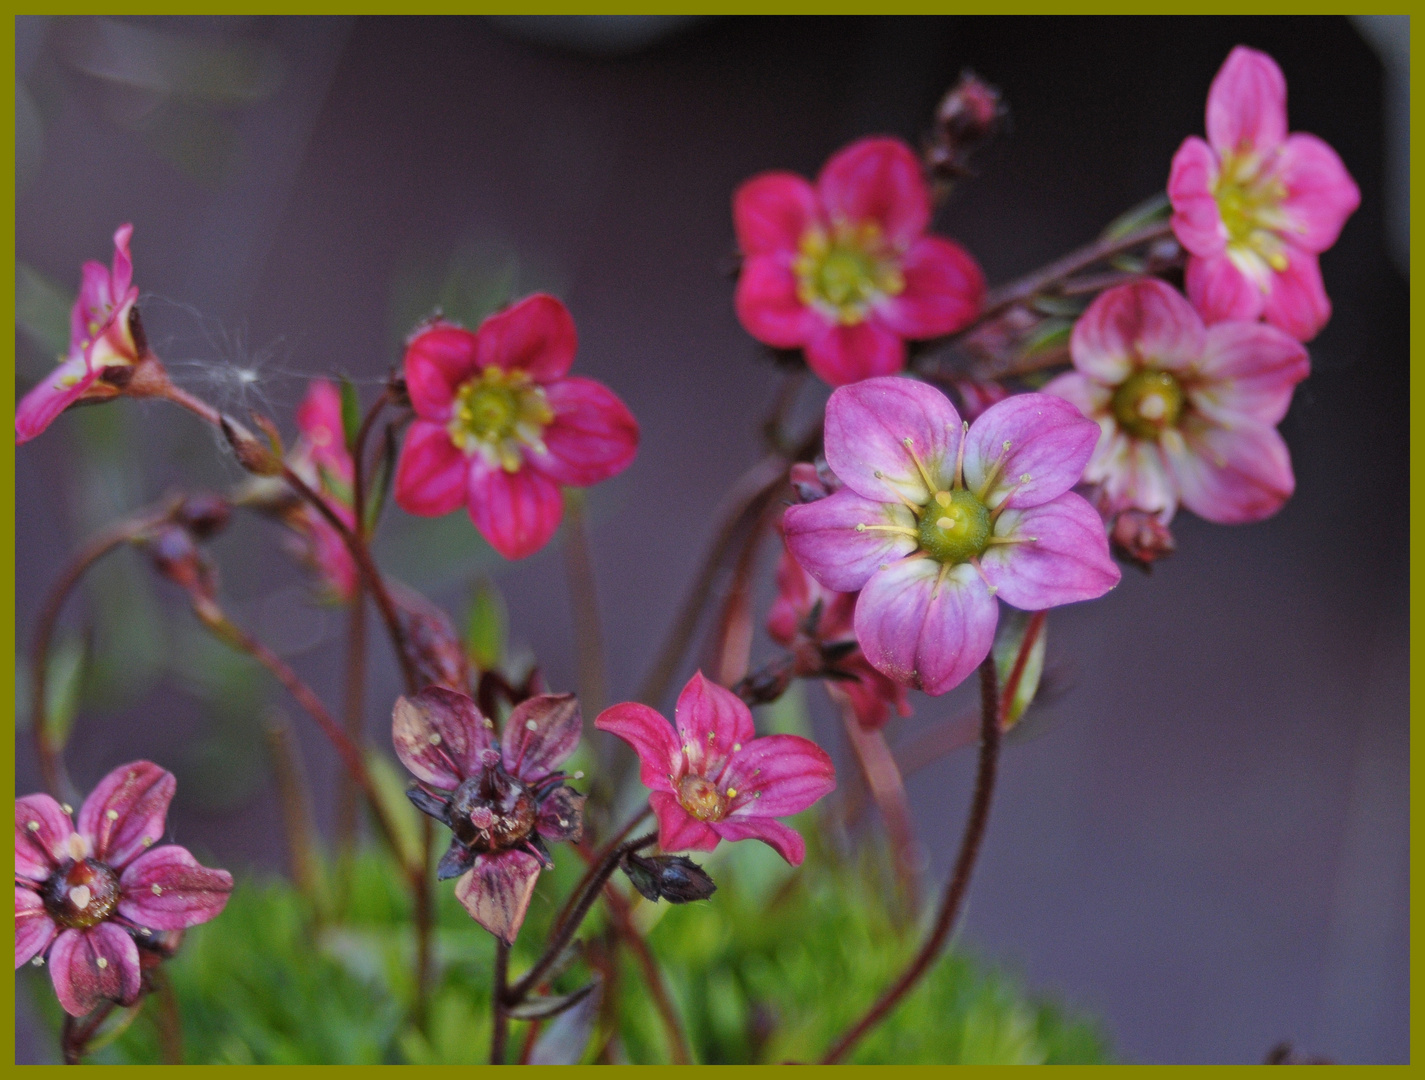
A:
[735, 657, 794, 706]
[1111, 509, 1175, 571]
[927, 71, 1005, 183]
[620, 852, 717, 904]
[222, 416, 284, 476]
[173, 492, 231, 540]
[141, 525, 217, 599]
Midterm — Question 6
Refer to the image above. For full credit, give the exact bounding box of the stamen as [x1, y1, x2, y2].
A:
[989, 474, 1032, 523]
[901, 437, 939, 497]
[932, 562, 951, 598]
[855, 523, 919, 537]
[975, 439, 1013, 502]
[985, 535, 1037, 546]
[952, 421, 968, 489]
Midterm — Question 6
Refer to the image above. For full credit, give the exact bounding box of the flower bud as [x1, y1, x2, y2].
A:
[927, 71, 1005, 183]
[1111, 509, 1176, 571]
[172, 492, 232, 540]
[221, 416, 284, 477]
[619, 852, 717, 904]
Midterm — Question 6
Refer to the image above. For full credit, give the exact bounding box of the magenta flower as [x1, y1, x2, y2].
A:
[15, 761, 233, 1017]
[1045, 278, 1308, 525]
[393, 294, 639, 560]
[595, 672, 835, 866]
[16, 225, 144, 445]
[784, 378, 1119, 695]
[393, 687, 586, 944]
[1168, 46, 1360, 342]
[289, 379, 359, 601]
[734, 137, 984, 387]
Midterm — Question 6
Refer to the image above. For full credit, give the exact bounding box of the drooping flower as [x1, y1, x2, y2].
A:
[1168, 46, 1360, 341]
[784, 378, 1119, 695]
[595, 672, 835, 866]
[734, 137, 985, 387]
[1044, 278, 1309, 524]
[16, 225, 145, 444]
[15, 762, 233, 1017]
[394, 294, 639, 560]
[393, 687, 586, 944]
[288, 379, 359, 601]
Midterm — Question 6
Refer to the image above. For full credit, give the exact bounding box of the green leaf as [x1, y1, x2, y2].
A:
[1099, 191, 1170, 241]
[506, 981, 599, 1021]
[45, 634, 89, 749]
[15, 262, 72, 365]
[1018, 318, 1072, 360]
[339, 378, 362, 455]
[992, 610, 1047, 729]
[464, 579, 507, 672]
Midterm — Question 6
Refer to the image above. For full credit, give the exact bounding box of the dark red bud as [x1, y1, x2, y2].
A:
[1111, 509, 1176, 571]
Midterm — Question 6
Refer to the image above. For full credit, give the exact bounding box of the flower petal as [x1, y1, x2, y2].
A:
[594, 703, 682, 794]
[1042, 370, 1112, 419]
[1275, 133, 1360, 254]
[1206, 46, 1287, 155]
[824, 375, 962, 503]
[874, 236, 985, 339]
[532, 377, 639, 487]
[1168, 136, 1226, 257]
[782, 487, 917, 594]
[983, 493, 1121, 610]
[855, 557, 998, 696]
[1088, 430, 1178, 519]
[1193, 321, 1309, 427]
[962, 393, 1100, 510]
[48, 924, 141, 1017]
[817, 137, 929, 248]
[1261, 247, 1331, 342]
[1185, 252, 1266, 326]
[649, 790, 720, 852]
[502, 693, 581, 780]
[673, 671, 756, 779]
[734, 255, 822, 349]
[404, 323, 481, 421]
[837, 655, 913, 730]
[536, 785, 585, 843]
[467, 463, 564, 561]
[722, 734, 835, 818]
[392, 687, 494, 789]
[117, 845, 233, 931]
[734, 171, 820, 257]
[1163, 421, 1294, 524]
[15, 356, 104, 445]
[709, 817, 807, 866]
[77, 761, 174, 870]
[803, 317, 906, 387]
[295, 379, 353, 482]
[455, 850, 542, 945]
[475, 293, 577, 382]
[395, 420, 469, 518]
[16, 794, 79, 882]
[1071, 279, 1206, 383]
[16, 887, 57, 969]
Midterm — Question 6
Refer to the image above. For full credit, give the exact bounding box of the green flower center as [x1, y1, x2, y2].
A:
[918, 487, 993, 565]
[449, 367, 555, 472]
[1111, 369, 1184, 440]
[794, 220, 905, 325]
[1214, 149, 1291, 271]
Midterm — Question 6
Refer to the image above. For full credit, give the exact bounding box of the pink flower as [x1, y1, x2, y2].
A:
[1168, 46, 1360, 341]
[595, 672, 835, 866]
[1045, 278, 1309, 524]
[393, 687, 586, 944]
[734, 137, 985, 387]
[16, 225, 144, 444]
[393, 294, 639, 560]
[768, 533, 911, 731]
[289, 379, 359, 601]
[784, 378, 1119, 695]
[15, 762, 233, 1017]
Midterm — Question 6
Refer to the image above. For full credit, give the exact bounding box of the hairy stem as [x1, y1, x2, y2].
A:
[491, 939, 511, 1064]
[545, 809, 651, 949]
[820, 654, 1001, 1064]
[61, 1000, 117, 1065]
[600, 874, 693, 1064]
[151, 967, 185, 1065]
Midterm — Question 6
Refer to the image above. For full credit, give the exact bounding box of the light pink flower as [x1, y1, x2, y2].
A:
[289, 379, 359, 601]
[1045, 278, 1309, 524]
[394, 294, 639, 560]
[1168, 46, 1360, 341]
[16, 225, 144, 444]
[734, 137, 984, 387]
[784, 378, 1118, 696]
[393, 688, 585, 944]
[15, 762, 233, 1017]
[595, 672, 835, 866]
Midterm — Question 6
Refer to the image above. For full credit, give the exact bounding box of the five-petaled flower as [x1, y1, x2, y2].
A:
[289, 379, 359, 601]
[595, 672, 836, 866]
[15, 762, 233, 1017]
[734, 137, 985, 387]
[784, 377, 1119, 696]
[393, 294, 639, 560]
[1168, 46, 1359, 342]
[16, 225, 145, 444]
[1045, 278, 1308, 525]
[393, 687, 586, 944]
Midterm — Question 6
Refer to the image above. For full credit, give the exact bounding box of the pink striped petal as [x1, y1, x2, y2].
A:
[1193, 321, 1309, 427]
[1042, 370, 1112, 420]
[16, 794, 79, 882]
[532, 377, 639, 487]
[455, 850, 542, 944]
[502, 694, 581, 780]
[804, 317, 905, 387]
[1261, 247, 1331, 342]
[1206, 46, 1287, 155]
[734, 171, 820, 257]
[392, 686, 494, 789]
[395, 420, 468, 518]
[594, 703, 681, 794]
[824, 375, 962, 503]
[673, 672, 755, 779]
[874, 235, 984, 339]
[1275, 134, 1360, 254]
[467, 463, 564, 561]
[117, 845, 233, 931]
[1163, 421, 1294, 524]
[1071, 279, 1206, 383]
[982, 493, 1120, 610]
[710, 817, 807, 866]
[722, 734, 835, 818]
[1168, 136, 1227, 257]
[475, 294, 577, 382]
[650, 791, 720, 852]
[1185, 252, 1266, 326]
[16, 887, 57, 968]
[1090, 431, 1178, 520]
[734, 255, 822, 349]
[77, 762, 174, 871]
[49, 924, 141, 1017]
[403, 323, 481, 421]
[817, 137, 929, 248]
[15, 356, 103, 445]
[962, 393, 1100, 510]
[783, 487, 918, 594]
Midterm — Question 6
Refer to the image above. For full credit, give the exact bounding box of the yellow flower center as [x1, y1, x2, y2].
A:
[677, 774, 730, 822]
[449, 366, 555, 472]
[794, 220, 905, 325]
[1214, 149, 1292, 275]
[1111, 369, 1184, 440]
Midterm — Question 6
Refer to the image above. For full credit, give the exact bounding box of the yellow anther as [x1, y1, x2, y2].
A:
[151, 884, 163, 896]
[937, 516, 954, 530]
[96, 957, 108, 970]
[105, 809, 119, 821]
[26, 821, 39, 832]
[525, 718, 538, 731]
[934, 491, 952, 507]
[428, 733, 442, 746]
[726, 788, 739, 799]
[732, 743, 742, 753]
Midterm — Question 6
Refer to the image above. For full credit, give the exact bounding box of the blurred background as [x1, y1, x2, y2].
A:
[14, 15, 1408, 1064]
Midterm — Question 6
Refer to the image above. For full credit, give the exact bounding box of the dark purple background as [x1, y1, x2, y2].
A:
[15, 16, 1408, 1064]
